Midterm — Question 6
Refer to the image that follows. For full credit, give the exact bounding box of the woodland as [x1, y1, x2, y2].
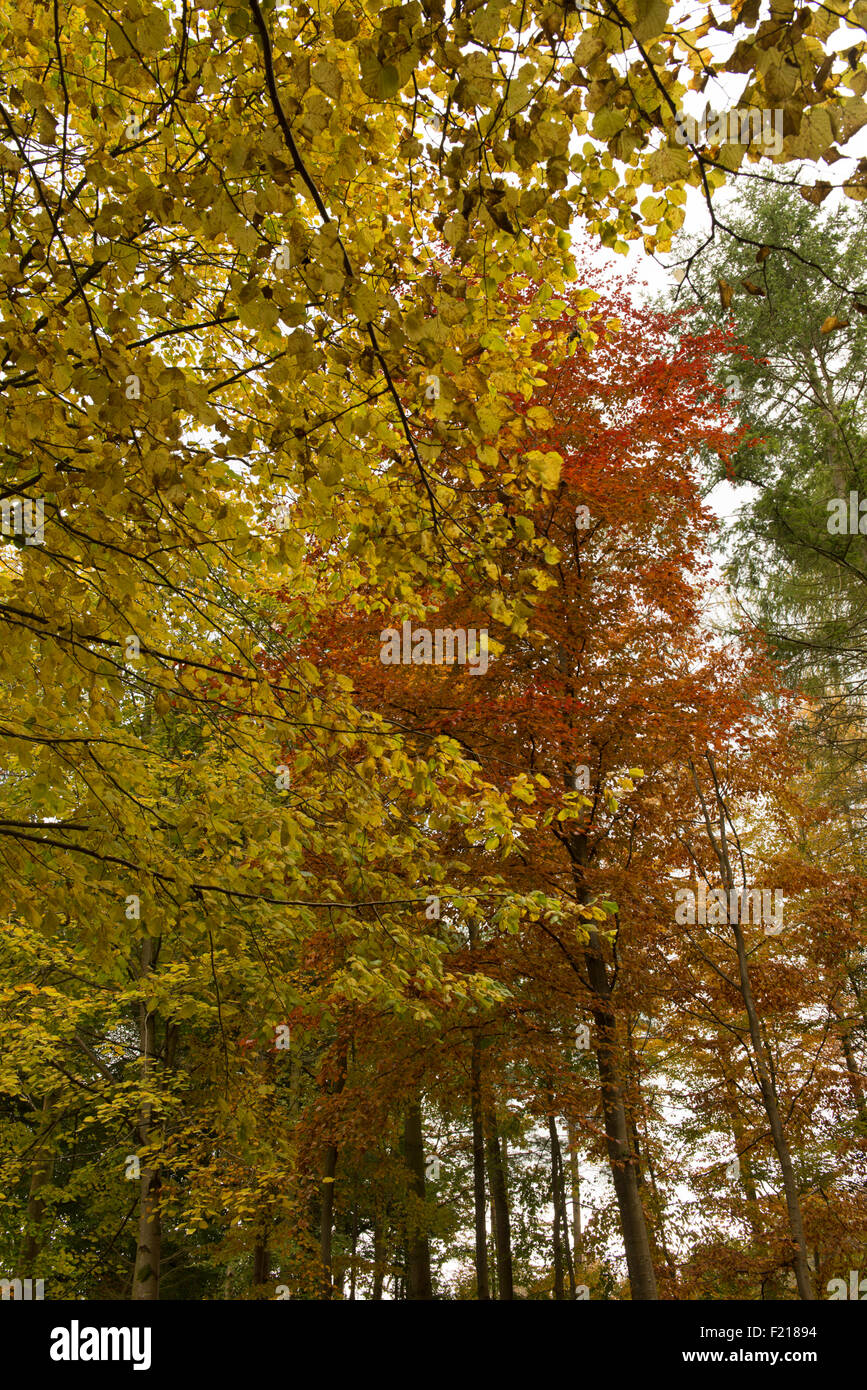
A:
[0, 0, 866, 1302]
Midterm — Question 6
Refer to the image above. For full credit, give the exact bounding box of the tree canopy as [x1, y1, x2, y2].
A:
[1, 0, 866, 1306]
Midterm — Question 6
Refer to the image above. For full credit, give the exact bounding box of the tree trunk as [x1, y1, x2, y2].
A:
[485, 1106, 513, 1299]
[548, 1115, 575, 1298]
[403, 1101, 432, 1299]
[470, 1032, 490, 1299]
[320, 1142, 338, 1298]
[132, 937, 160, 1301]
[841, 1026, 867, 1126]
[731, 919, 813, 1299]
[17, 1090, 55, 1275]
[585, 938, 658, 1299]
[566, 1118, 582, 1276]
[349, 1204, 359, 1300]
[690, 756, 813, 1300]
[372, 1206, 386, 1300]
[722, 1065, 763, 1238]
[626, 1034, 676, 1289]
[253, 1233, 270, 1292]
[563, 823, 658, 1299]
[318, 1035, 348, 1299]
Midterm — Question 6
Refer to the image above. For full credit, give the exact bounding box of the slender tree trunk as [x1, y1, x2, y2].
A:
[641, 1133, 675, 1288]
[17, 1090, 55, 1275]
[132, 937, 160, 1301]
[403, 1101, 432, 1299]
[731, 919, 814, 1299]
[320, 1142, 338, 1298]
[349, 1204, 359, 1300]
[548, 1115, 575, 1298]
[841, 1026, 867, 1126]
[470, 1032, 490, 1299]
[625, 1036, 676, 1290]
[557, 1139, 575, 1298]
[468, 920, 491, 1301]
[253, 1233, 270, 1292]
[585, 940, 658, 1299]
[562, 823, 658, 1299]
[489, 1186, 498, 1298]
[567, 1118, 582, 1276]
[372, 1206, 386, 1301]
[485, 1107, 513, 1299]
[847, 969, 867, 1030]
[691, 756, 813, 1300]
[318, 1036, 348, 1299]
[549, 1116, 565, 1299]
[722, 1066, 763, 1238]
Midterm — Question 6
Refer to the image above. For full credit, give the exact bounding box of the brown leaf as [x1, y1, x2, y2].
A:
[815, 55, 834, 92]
[852, 302, 867, 315]
[820, 315, 850, 334]
[755, 245, 772, 263]
[741, 279, 766, 296]
[487, 202, 517, 235]
[718, 278, 734, 310]
[800, 181, 832, 205]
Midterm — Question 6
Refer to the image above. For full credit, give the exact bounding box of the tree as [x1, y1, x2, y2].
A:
[671, 185, 867, 757]
[304, 264, 780, 1297]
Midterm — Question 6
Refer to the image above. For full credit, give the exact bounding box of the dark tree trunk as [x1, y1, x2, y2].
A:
[320, 1143, 338, 1298]
[471, 1032, 490, 1299]
[403, 1101, 433, 1299]
[842, 1027, 867, 1126]
[566, 1118, 582, 1278]
[349, 1204, 359, 1300]
[132, 937, 160, 1301]
[485, 1107, 513, 1300]
[318, 1036, 349, 1299]
[548, 1115, 566, 1299]
[562, 824, 659, 1300]
[372, 1206, 386, 1300]
[17, 1091, 55, 1275]
[253, 1234, 270, 1292]
[626, 1030, 676, 1290]
[585, 941, 658, 1299]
